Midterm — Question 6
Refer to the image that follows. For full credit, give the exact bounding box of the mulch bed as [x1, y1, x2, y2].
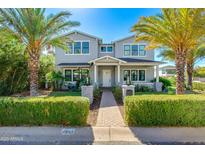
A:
[116, 99, 124, 119]
[87, 92, 102, 126]
[11, 90, 52, 97]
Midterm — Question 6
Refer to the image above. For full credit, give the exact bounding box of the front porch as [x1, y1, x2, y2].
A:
[89, 56, 161, 89]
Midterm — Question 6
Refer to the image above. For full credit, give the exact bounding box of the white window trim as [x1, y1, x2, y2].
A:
[123, 43, 147, 57]
[65, 40, 90, 55]
[122, 69, 146, 82]
[100, 45, 113, 53]
[64, 68, 89, 82]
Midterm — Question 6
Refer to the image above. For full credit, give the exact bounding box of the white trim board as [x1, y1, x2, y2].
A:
[89, 55, 127, 64]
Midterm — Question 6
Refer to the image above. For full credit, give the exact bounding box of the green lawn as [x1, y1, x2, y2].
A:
[49, 91, 81, 97]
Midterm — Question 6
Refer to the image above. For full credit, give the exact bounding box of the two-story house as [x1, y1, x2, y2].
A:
[55, 30, 163, 90]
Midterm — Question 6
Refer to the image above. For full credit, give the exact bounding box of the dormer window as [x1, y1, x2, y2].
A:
[101, 46, 106, 52]
[101, 45, 113, 53]
[66, 41, 89, 55]
[123, 44, 146, 57]
[107, 46, 113, 52]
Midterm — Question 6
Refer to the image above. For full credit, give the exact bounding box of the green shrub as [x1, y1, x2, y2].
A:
[0, 96, 89, 126]
[193, 82, 205, 91]
[135, 85, 154, 92]
[125, 95, 205, 126]
[93, 88, 102, 102]
[166, 76, 176, 86]
[151, 77, 172, 90]
[112, 86, 122, 102]
[194, 67, 205, 78]
[46, 71, 64, 91]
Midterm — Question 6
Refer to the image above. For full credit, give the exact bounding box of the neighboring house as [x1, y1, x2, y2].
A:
[55, 30, 164, 90]
[159, 65, 176, 77]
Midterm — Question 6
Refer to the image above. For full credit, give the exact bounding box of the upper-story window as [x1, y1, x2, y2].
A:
[100, 46, 113, 53]
[123, 44, 146, 57]
[66, 41, 89, 55]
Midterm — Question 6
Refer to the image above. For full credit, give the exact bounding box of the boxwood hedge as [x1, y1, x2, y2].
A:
[125, 95, 205, 126]
[0, 96, 89, 126]
[193, 82, 205, 91]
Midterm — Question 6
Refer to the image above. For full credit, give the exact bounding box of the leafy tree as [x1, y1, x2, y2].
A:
[46, 71, 64, 91]
[132, 9, 205, 94]
[159, 45, 205, 89]
[0, 32, 28, 95]
[39, 54, 55, 89]
[0, 9, 79, 96]
[194, 67, 205, 78]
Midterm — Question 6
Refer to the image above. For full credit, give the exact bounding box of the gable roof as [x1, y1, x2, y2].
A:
[66, 30, 102, 41]
[112, 35, 135, 43]
[160, 65, 176, 69]
[89, 55, 127, 64]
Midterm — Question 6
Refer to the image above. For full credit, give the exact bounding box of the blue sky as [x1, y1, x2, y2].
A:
[46, 8, 205, 67]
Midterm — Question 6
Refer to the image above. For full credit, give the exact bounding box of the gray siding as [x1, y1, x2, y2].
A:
[55, 31, 157, 88]
[120, 65, 155, 84]
[55, 32, 99, 65]
[55, 32, 155, 65]
[114, 36, 154, 60]
[98, 44, 115, 57]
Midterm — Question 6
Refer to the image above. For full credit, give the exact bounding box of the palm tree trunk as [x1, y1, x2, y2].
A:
[28, 52, 39, 96]
[187, 62, 193, 90]
[175, 50, 186, 94]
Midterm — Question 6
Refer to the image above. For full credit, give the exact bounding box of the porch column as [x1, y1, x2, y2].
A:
[117, 64, 120, 84]
[94, 64, 97, 84]
[156, 65, 159, 82]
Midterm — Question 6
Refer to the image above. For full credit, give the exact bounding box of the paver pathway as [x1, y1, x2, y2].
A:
[96, 89, 125, 127]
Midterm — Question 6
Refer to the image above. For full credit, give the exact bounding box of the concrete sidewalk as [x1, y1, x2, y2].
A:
[0, 127, 205, 145]
[0, 126, 140, 145]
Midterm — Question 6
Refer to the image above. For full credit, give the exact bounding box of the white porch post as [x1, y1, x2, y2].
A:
[117, 64, 120, 84]
[156, 65, 159, 82]
[94, 64, 97, 84]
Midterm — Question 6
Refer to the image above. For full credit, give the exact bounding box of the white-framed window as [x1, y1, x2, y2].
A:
[65, 70, 72, 81]
[64, 69, 89, 82]
[124, 45, 131, 56]
[123, 69, 146, 82]
[123, 44, 146, 57]
[100, 45, 113, 53]
[82, 42, 89, 54]
[66, 41, 90, 55]
[101, 46, 106, 52]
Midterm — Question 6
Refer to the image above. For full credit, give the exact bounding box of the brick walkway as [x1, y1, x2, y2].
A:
[96, 89, 125, 127]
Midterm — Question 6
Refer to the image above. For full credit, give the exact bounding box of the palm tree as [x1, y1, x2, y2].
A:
[132, 9, 205, 94]
[0, 9, 79, 96]
[160, 45, 205, 90]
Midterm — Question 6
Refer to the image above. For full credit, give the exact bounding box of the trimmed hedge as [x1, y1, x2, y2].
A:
[125, 95, 205, 126]
[151, 77, 172, 90]
[193, 82, 205, 91]
[112, 86, 122, 102]
[0, 96, 89, 126]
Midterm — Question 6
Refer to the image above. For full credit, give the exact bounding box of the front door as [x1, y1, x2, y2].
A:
[103, 70, 111, 87]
